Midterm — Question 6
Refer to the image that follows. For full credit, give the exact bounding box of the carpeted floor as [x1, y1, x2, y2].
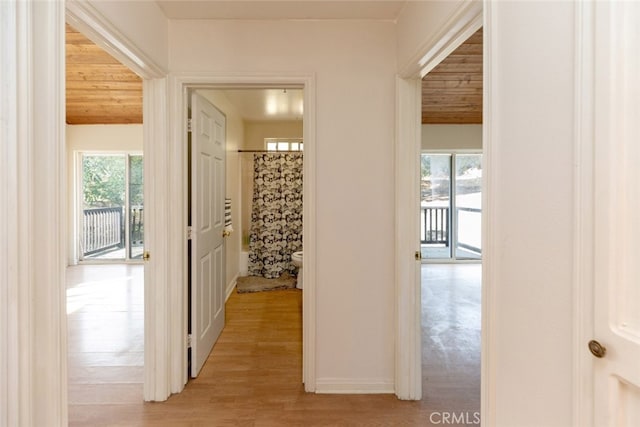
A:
[236, 272, 297, 293]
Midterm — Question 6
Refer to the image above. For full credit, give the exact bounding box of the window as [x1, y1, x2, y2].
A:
[265, 138, 303, 152]
[420, 152, 482, 261]
[79, 153, 144, 261]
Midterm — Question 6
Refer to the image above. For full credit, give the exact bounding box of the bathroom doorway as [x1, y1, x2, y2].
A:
[186, 87, 306, 383]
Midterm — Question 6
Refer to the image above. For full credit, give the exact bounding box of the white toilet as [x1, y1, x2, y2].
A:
[291, 251, 303, 289]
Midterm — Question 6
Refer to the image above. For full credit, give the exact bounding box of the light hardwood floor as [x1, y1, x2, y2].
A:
[67, 264, 480, 426]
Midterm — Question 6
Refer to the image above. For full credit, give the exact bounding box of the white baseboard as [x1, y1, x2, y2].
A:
[225, 273, 238, 302]
[315, 378, 394, 394]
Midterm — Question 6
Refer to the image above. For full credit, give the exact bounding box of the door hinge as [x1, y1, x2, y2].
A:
[187, 118, 193, 133]
[187, 334, 192, 348]
[187, 226, 193, 240]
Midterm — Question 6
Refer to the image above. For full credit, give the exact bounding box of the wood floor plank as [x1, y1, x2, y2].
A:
[68, 264, 480, 426]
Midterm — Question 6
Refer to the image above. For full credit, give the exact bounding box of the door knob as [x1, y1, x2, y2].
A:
[143, 251, 150, 262]
[588, 340, 606, 358]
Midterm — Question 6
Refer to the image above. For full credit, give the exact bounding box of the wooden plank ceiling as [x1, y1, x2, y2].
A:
[422, 28, 482, 124]
[66, 24, 142, 124]
[66, 23, 479, 125]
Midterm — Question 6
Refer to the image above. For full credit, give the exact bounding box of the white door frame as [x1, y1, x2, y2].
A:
[169, 73, 317, 392]
[393, 0, 483, 403]
[572, 1, 596, 424]
[66, 0, 172, 403]
[1, 1, 67, 424]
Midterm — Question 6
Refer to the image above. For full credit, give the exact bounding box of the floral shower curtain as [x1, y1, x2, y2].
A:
[248, 153, 303, 278]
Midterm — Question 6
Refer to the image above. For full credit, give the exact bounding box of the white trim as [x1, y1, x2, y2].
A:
[143, 77, 174, 401]
[0, 2, 17, 426]
[1, 1, 20, 424]
[71, 151, 83, 265]
[31, 1, 68, 423]
[65, 0, 165, 78]
[394, 77, 422, 400]
[399, 0, 483, 78]
[166, 76, 189, 395]
[421, 148, 483, 154]
[572, 1, 596, 426]
[226, 274, 238, 302]
[168, 72, 317, 393]
[1, 1, 68, 424]
[481, 1, 496, 424]
[302, 76, 317, 393]
[315, 378, 394, 394]
[418, 3, 483, 78]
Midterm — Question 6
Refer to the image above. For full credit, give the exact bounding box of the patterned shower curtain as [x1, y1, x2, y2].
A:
[248, 153, 303, 278]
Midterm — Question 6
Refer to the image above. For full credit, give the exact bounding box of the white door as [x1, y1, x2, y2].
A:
[592, 2, 640, 424]
[190, 93, 226, 377]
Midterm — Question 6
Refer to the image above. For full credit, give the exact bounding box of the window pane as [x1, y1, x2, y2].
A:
[129, 155, 144, 260]
[420, 154, 451, 259]
[82, 154, 126, 260]
[455, 154, 482, 259]
[278, 142, 289, 151]
[291, 142, 299, 151]
[267, 142, 277, 151]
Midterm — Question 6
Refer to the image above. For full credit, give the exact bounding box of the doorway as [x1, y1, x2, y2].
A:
[394, 8, 483, 400]
[65, 20, 147, 420]
[186, 87, 305, 383]
[418, 26, 483, 414]
[171, 76, 316, 392]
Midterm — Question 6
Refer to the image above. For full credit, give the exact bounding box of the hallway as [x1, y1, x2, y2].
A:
[67, 264, 480, 426]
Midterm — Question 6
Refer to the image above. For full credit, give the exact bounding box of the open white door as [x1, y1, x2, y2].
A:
[190, 93, 226, 377]
[592, 2, 640, 424]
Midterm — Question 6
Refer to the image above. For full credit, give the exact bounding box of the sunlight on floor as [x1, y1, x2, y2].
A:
[66, 273, 140, 314]
[66, 264, 144, 417]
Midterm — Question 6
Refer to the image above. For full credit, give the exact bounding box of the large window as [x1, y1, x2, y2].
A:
[421, 152, 482, 261]
[79, 153, 144, 261]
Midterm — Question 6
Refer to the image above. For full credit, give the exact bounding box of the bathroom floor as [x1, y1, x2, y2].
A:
[67, 263, 480, 426]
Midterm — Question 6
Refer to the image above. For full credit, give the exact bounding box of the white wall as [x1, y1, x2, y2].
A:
[198, 90, 243, 293]
[243, 120, 303, 150]
[170, 20, 397, 389]
[65, 124, 143, 264]
[487, 2, 575, 425]
[87, 0, 169, 71]
[396, 0, 472, 76]
[66, 124, 143, 152]
[422, 124, 482, 150]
